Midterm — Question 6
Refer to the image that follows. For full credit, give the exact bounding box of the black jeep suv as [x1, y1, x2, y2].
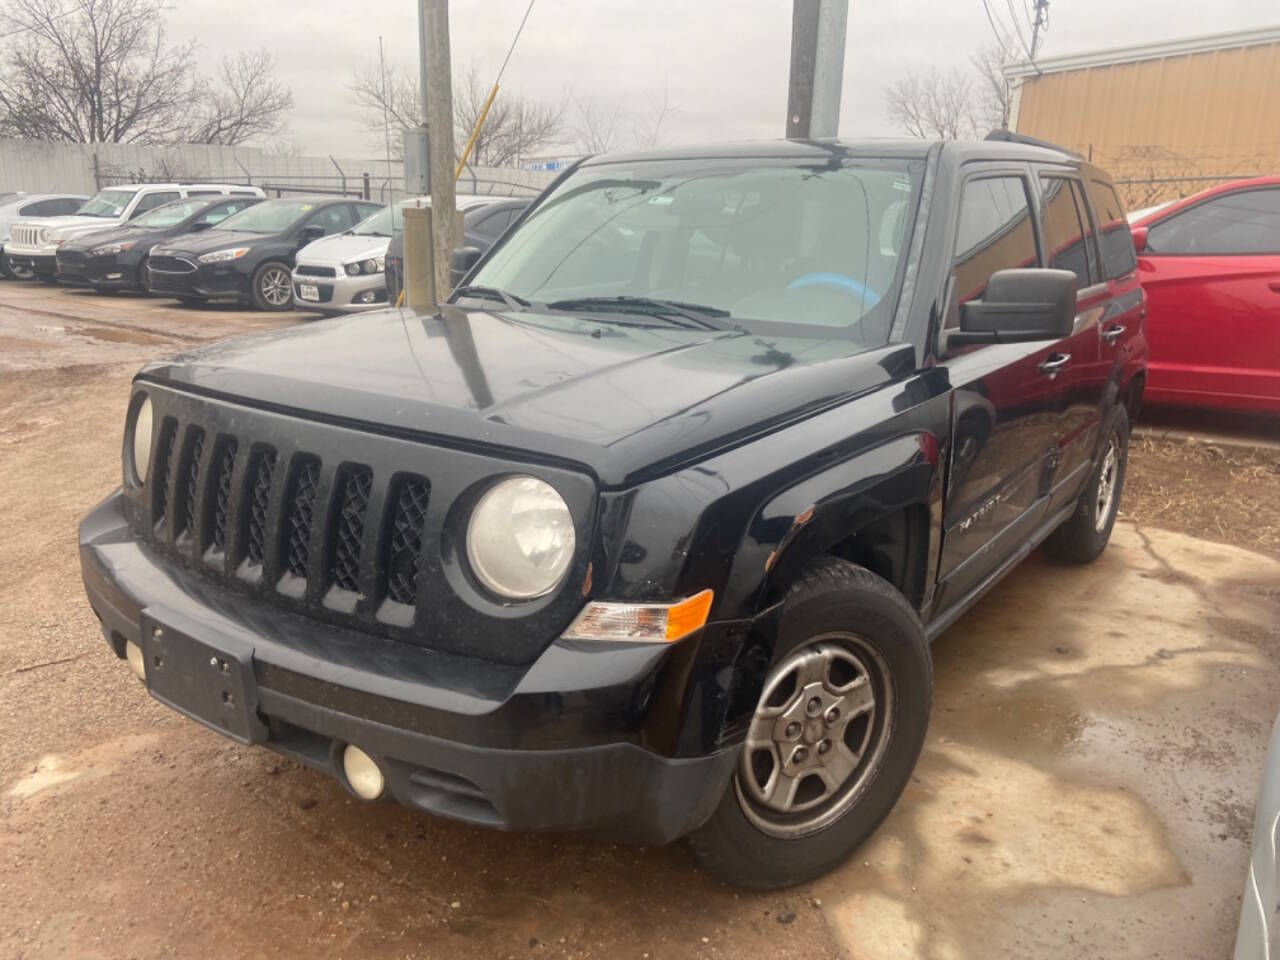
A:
[78, 136, 1146, 888]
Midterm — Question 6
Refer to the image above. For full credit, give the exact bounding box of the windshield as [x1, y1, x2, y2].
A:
[79, 189, 136, 218]
[133, 198, 212, 228]
[468, 156, 923, 338]
[351, 205, 394, 236]
[213, 199, 314, 234]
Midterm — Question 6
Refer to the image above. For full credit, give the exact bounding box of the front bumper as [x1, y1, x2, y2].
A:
[5, 250, 57, 277]
[292, 269, 389, 312]
[148, 258, 252, 301]
[57, 251, 136, 287]
[78, 491, 740, 843]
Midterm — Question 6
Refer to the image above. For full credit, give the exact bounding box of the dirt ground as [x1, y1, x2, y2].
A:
[2, 281, 1279, 960]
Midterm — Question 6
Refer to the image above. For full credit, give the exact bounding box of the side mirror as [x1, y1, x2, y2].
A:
[298, 224, 325, 246]
[190, 220, 213, 232]
[954, 268, 1078, 346]
[449, 246, 483, 289]
[1130, 224, 1148, 254]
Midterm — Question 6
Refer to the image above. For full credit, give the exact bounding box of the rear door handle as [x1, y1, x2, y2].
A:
[1101, 324, 1126, 343]
[1038, 352, 1071, 375]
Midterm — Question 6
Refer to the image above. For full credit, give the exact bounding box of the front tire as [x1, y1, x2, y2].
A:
[1044, 405, 1129, 564]
[4, 256, 34, 280]
[685, 558, 931, 889]
[251, 261, 293, 312]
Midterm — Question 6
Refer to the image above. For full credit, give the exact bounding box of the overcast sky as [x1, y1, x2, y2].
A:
[172, 0, 1278, 159]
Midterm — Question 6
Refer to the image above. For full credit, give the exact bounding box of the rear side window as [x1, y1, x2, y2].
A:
[1039, 175, 1096, 285]
[133, 191, 180, 216]
[1146, 188, 1280, 255]
[1085, 178, 1136, 279]
[951, 175, 1039, 319]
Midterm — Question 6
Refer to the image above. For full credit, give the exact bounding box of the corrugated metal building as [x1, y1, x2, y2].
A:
[1004, 25, 1280, 207]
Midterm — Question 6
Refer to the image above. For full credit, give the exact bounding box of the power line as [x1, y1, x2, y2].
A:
[0, 0, 96, 40]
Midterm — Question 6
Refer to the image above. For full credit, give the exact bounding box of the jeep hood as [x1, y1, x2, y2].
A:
[139, 305, 914, 486]
[28, 215, 123, 235]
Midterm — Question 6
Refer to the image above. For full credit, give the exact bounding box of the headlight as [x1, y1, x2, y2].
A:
[38, 227, 50, 244]
[129, 394, 154, 484]
[344, 262, 361, 276]
[362, 257, 383, 274]
[466, 476, 575, 599]
[94, 241, 134, 255]
[198, 247, 250, 263]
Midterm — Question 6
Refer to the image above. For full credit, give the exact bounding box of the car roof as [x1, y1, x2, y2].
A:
[582, 137, 1085, 168]
[1130, 175, 1280, 226]
[99, 183, 256, 192]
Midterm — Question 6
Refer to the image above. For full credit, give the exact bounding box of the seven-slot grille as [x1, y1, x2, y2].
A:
[10, 224, 44, 248]
[143, 417, 431, 628]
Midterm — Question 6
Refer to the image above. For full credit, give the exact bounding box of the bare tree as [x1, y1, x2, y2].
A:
[632, 82, 678, 148]
[571, 94, 626, 154]
[970, 40, 1018, 133]
[351, 63, 565, 166]
[186, 49, 294, 145]
[453, 66, 565, 168]
[0, 0, 200, 144]
[885, 68, 978, 140]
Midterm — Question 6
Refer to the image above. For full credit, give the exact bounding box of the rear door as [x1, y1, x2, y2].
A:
[934, 166, 1065, 612]
[1033, 170, 1115, 512]
[1139, 185, 1280, 409]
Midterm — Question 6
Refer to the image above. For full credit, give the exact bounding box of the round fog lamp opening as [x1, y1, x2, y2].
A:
[130, 394, 154, 484]
[467, 476, 575, 600]
[125, 641, 146, 682]
[342, 745, 385, 800]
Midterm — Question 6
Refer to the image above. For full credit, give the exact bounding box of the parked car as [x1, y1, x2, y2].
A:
[0, 193, 88, 279]
[55, 196, 264, 292]
[4, 183, 263, 283]
[146, 197, 381, 311]
[78, 135, 1145, 889]
[384, 196, 532, 304]
[291, 199, 410, 314]
[1235, 710, 1280, 959]
[1129, 176, 1280, 413]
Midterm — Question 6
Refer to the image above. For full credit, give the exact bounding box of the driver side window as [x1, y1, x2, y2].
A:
[948, 174, 1039, 329]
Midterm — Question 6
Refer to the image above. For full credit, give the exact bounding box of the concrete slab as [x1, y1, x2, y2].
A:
[818, 522, 1280, 960]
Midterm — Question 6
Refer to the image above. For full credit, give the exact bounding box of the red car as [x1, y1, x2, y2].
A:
[1129, 176, 1280, 413]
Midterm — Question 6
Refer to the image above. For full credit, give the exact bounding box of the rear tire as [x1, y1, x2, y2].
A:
[251, 261, 293, 311]
[1044, 405, 1129, 564]
[685, 557, 931, 889]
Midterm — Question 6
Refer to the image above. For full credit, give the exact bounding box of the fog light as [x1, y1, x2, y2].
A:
[125, 641, 146, 681]
[355, 290, 375, 304]
[342, 745, 385, 800]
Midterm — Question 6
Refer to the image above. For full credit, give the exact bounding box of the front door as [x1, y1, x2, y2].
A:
[934, 169, 1067, 613]
[1139, 184, 1280, 410]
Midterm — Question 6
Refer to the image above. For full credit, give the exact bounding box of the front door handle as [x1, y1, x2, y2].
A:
[1038, 352, 1071, 376]
[1101, 324, 1126, 343]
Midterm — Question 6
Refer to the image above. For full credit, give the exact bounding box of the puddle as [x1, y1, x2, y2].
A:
[74, 325, 172, 345]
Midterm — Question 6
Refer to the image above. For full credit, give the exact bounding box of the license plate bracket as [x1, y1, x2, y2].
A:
[298, 283, 319, 301]
[139, 611, 267, 744]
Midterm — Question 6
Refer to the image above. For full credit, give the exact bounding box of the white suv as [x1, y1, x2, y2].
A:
[4, 183, 264, 282]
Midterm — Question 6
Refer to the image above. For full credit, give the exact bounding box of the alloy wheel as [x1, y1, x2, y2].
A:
[259, 266, 292, 307]
[1094, 437, 1119, 532]
[735, 633, 893, 838]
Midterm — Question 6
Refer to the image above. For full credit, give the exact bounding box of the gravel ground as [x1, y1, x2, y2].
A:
[2, 281, 1278, 960]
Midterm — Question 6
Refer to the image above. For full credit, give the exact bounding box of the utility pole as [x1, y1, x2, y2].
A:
[785, 0, 849, 139]
[422, 0, 458, 301]
[1030, 0, 1049, 59]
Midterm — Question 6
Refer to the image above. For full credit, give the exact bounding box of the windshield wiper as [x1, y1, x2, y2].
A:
[453, 284, 530, 312]
[545, 295, 735, 331]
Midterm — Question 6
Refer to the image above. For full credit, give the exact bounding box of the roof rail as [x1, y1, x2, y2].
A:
[984, 129, 1084, 160]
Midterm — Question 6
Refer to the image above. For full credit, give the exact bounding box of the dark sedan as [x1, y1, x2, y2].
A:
[56, 196, 263, 292]
[147, 197, 381, 310]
